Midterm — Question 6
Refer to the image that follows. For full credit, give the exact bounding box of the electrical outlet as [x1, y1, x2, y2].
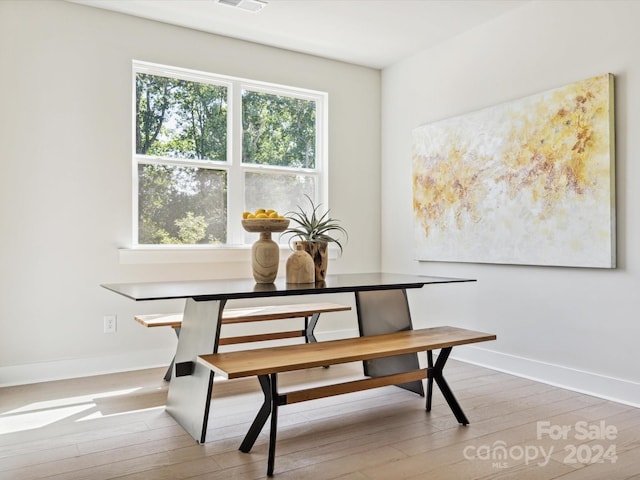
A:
[104, 314, 117, 333]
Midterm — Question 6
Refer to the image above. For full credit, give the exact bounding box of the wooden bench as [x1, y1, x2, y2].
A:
[198, 326, 496, 476]
[135, 302, 352, 380]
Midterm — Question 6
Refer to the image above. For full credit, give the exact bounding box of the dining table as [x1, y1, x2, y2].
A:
[102, 272, 476, 443]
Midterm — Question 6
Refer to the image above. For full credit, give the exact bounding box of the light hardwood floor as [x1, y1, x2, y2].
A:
[1, 360, 638, 479]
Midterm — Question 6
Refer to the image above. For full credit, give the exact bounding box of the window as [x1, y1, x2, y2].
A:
[133, 61, 327, 247]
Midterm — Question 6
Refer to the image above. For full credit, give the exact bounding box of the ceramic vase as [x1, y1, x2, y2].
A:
[286, 243, 315, 283]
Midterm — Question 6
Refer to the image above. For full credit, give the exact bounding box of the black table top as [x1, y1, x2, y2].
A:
[101, 273, 476, 302]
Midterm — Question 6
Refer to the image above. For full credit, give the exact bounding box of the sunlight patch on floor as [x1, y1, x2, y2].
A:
[0, 387, 142, 434]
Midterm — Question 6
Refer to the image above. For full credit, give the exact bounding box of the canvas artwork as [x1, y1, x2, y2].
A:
[412, 73, 615, 268]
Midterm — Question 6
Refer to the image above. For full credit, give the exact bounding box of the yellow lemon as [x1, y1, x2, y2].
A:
[268, 211, 279, 218]
[247, 213, 256, 218]
[256, 213, 268, 219]
[242, 211, 251, 219]
[254, 208, 266, 215]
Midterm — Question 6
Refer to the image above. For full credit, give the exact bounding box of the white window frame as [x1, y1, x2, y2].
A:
[130, 60, 328, 255]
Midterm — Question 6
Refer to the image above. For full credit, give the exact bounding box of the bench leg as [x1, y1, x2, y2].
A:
[426, 347, 469, 426]
[267, 373, 279, 477]
[239, 375, 272, 453]
[305, 313, 331, 369]
[304, 313, 320, 343]
[238, 374, 280, 476]
[426, 350, 434, 412]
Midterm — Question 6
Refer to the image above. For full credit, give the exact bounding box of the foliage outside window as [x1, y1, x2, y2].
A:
[133, 61, 326, 246]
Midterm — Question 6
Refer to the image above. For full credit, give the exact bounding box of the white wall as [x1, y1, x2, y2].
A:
[3, 1, 637, 408]
[382, 0, 639, 406]
[0, 0, 380, 385]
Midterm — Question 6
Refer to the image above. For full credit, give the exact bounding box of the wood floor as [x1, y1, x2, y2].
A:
[1, 360, 639, 479]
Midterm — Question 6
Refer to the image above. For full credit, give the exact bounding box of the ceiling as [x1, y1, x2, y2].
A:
[70, 0, 528, 69]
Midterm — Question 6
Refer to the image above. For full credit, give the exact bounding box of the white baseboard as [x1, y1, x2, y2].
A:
[0, 348, 174, 387]
[452, 345, 640, 409]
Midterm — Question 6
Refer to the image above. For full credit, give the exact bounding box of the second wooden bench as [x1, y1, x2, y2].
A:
[198, 325, 497, 476]
[135, 302, 352, 380]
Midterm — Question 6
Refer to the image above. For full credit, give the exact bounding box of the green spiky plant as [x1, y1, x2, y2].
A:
[282, 195, 348, 254]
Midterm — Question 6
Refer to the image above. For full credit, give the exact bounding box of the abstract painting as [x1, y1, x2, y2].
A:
[412, 74, 615, 268]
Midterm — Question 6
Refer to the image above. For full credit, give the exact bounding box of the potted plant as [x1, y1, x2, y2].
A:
[281, 195, 348, 281]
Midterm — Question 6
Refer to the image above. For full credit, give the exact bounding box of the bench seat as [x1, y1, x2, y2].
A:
[134, 302, 351, 329]
[135, 302, 351, 380]
[199, 326, 494, 377]
[198, 326, 496, 476]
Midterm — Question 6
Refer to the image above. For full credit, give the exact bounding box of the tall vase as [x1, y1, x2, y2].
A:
[251, 231, 279, 283]
[295, 240, 328, 282]
[241, 217, 290, 284]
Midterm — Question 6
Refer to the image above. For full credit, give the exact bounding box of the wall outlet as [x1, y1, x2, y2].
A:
[104, 314, 117, 333]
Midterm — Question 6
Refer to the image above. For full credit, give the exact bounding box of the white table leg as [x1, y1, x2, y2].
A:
[166, 298, 225, 443]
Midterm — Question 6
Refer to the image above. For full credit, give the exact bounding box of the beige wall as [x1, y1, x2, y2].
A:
[381, 0, 639, 406]
[0, 0, 380, 384]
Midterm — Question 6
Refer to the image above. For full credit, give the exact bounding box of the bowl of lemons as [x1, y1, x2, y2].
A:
[241, 208, 290, 233]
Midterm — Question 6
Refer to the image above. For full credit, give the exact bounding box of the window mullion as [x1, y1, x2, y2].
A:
[227, 81, 245, 245]
[315, 92, 328, 207]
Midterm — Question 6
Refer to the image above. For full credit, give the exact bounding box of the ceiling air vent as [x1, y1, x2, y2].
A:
[217, 0, 268, 13]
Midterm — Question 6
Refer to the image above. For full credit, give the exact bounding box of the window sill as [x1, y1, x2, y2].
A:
[118, 245, 339, 265]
